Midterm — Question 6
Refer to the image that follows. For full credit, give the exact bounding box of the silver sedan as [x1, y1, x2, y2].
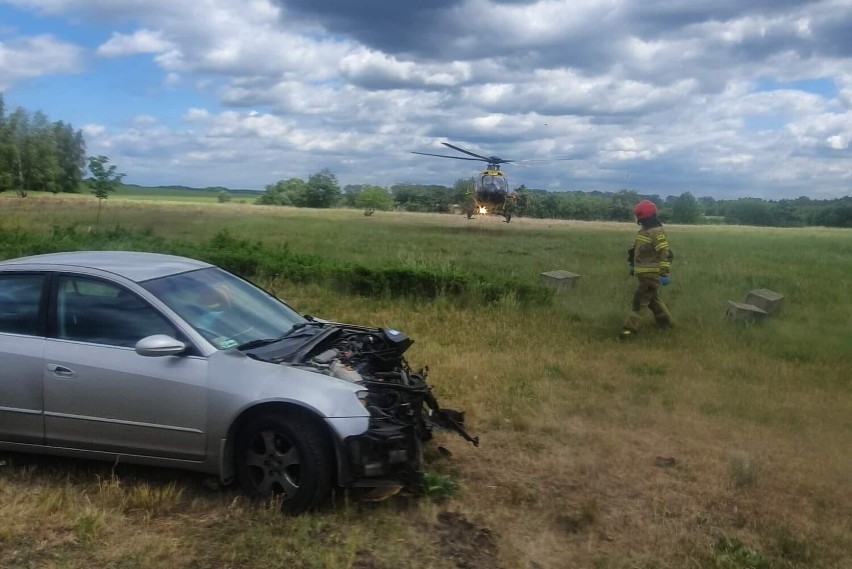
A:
[0, 251, 474, 512]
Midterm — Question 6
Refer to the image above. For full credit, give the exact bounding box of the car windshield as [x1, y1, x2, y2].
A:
[142, 267, 306, 350]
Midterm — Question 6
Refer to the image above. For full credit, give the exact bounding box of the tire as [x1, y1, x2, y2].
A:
[235, 412, 333, 514]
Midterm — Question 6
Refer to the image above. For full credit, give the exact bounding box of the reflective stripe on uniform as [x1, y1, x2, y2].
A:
[633, 228, 669, 276]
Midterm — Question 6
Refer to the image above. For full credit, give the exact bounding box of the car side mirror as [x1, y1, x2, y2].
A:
[135, 334, 187, 357]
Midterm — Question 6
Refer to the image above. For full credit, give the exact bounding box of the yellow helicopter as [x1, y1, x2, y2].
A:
[412, 142, 563, 223]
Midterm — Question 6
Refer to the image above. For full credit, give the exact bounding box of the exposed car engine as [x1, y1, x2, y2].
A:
[298, 325, 476, 445]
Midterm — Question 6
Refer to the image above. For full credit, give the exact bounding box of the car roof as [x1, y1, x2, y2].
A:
[0, 251, 213, 283]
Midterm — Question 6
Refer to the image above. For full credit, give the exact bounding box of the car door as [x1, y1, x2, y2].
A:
[0, 272, 47, 445]
[43, 273, 208, 461]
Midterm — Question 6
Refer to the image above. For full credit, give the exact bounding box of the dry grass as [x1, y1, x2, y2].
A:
[312, 293, 851, 569]
[1, 195, 851, 568]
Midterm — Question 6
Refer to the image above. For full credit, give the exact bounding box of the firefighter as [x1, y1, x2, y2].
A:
[620, 200, 673, 340]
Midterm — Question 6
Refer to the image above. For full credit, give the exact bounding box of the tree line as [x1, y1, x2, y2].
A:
[256, 170, 472, 213]
[0, 95, 87, 196]
[257, 173, 852, 228]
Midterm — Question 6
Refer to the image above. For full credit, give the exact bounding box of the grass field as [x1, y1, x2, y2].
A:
[18, 185, 262, 204]
[1, 193, 851, 569]
[120, 184, 262, 203]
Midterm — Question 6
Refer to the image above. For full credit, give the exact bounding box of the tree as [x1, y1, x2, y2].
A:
[514, 184, 532, 217]
[27, 111, 59, 193]
[608, 189, 641, 221]
[773, 200, 801, 227]
[537, 192, 560, 219]
[7, 107, 30, 196]
[452, 177, 475, 206]
[391, 183, 421, 211]
[389, 182, 455, 212]
[53, 121, 86, 193]
[671, 192, 702, 224]
[811, 200, 852, 227]
[303, 169, 340, 208]
[353, 185, 393, 211]
[0, 94, 13, 193]
[257, 177, 305, 206]
[0, 97, 87, 196]
[341, 184, 365, 207]
[724, 198, 773, 226]
[87, 155, 125, 223]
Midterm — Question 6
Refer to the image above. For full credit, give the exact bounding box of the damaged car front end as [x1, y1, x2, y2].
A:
[242, 321, 478, 499]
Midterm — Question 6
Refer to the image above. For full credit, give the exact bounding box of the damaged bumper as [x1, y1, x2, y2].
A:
[341, 381, 478, 491]
[345, 423, 421, 487]
[258, 322, 478, 492]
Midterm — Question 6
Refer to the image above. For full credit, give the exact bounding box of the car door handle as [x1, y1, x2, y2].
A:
[47, 363, 76, 378]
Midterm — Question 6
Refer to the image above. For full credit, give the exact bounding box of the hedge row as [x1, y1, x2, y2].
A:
[0, 225, 553, 306]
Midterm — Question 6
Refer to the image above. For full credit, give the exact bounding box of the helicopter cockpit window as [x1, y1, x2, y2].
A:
[477, 175, 508, 193]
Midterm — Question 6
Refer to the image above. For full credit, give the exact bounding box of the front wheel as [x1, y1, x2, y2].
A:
[235, 412, 333, 514]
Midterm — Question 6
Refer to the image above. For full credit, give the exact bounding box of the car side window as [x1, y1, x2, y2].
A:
[0, 273, 45, 336]
[56, 276, 178, 348]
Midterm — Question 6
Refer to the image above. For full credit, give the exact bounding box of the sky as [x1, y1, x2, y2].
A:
[1, 0, 851, 200]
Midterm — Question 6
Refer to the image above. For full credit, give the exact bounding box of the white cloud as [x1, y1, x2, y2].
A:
[339, 49, 472, 88]
[826, 134, 848, 149]
[81, 124, 107, 137]
[602, 136, 655, 161]
[0, 34, 82, 90]
[97, 29, 173, 57]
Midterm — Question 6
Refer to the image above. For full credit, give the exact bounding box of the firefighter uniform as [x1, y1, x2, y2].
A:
[623, 224, 673, 335]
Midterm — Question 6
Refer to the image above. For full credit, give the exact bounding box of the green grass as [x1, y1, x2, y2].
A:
[1, 193, 851, 569]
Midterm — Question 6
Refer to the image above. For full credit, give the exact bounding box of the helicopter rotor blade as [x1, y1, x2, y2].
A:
[410, 151, 487, 162]
[414, 143, 571, 167]
[513, 157, 576, 162]
[441, 142, 492, 161]
[511, 157, 576, 165]
[441, 142, 514, 165]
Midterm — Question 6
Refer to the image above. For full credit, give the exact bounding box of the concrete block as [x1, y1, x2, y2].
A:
[539, 270, 582, 293]
[725, 300, 768, 322]
[745, 289, 784, 316]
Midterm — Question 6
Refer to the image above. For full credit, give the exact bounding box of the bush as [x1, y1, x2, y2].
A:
[712, 536, 770, 569]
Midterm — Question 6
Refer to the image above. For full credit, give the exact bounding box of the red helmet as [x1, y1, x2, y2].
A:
[633, 200, 657, 220]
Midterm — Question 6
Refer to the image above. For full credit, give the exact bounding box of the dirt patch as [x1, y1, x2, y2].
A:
[352, 548, 384, 569]
[431, 511, 502, 569]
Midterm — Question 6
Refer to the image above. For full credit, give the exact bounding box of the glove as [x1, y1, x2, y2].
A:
[660, 274, 670, 286]
[628, 264, 634, 276]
